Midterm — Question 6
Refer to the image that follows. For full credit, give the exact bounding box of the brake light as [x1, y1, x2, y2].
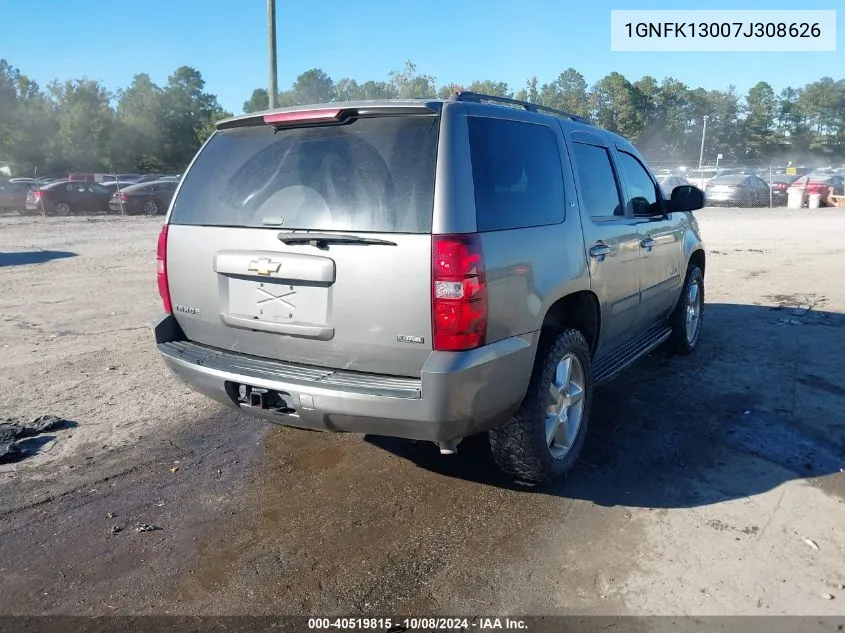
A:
[432, 234, 487, 351]
[156, 225, 172, 314]
[32, 190, 42, 200]
[263, 108, 343, 125]
[119, 193, 128, 202]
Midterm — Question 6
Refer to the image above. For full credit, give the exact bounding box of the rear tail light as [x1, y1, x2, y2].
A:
[156, 225, 172, 314]
[119, 193, 128, 202]
[32, 190, 42, 200]
[431, 234, 487, 351]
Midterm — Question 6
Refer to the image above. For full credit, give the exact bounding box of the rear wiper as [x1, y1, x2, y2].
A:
[277, 232, 397, 249]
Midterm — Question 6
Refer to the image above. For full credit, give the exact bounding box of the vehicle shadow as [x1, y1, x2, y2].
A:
[365, 301, 845, 508]
[0, 250, 78, 267]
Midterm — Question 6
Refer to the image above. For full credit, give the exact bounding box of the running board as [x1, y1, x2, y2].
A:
[592, 323, 673, 385]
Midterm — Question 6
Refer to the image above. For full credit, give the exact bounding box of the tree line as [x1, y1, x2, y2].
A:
[2, 58, 844, 177]
[0, 60, 230, 176]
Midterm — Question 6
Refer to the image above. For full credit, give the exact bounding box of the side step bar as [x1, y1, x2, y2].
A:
[592, 323, 673, 385]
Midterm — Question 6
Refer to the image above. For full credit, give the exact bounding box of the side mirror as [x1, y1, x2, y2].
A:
[670, 185, 705, 212]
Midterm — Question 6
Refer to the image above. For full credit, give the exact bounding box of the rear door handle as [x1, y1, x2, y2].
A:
[640, 238, 656, 249]
[589, 244, 611, 258]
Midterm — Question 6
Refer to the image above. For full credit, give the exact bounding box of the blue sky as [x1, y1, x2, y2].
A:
[2, 0, 841, 114]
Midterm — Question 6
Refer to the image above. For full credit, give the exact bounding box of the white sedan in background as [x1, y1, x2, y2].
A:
[658, 174, 691, 198]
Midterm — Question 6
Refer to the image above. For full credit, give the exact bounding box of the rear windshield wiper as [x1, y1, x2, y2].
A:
[277, 232, 397, 249]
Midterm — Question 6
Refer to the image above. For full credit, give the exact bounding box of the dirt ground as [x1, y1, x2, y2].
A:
[0, 208, 844, 618]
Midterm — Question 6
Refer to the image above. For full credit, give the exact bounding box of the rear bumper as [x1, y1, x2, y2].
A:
[153, 315, 538, 442]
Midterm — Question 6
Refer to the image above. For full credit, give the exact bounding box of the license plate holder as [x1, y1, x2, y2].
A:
[225, 278, 329, 326]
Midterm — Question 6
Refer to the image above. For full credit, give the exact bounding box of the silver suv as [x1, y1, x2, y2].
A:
[153, 92, 706, 483]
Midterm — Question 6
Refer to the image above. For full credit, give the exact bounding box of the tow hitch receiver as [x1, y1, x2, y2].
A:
[234, 384, 297, 415]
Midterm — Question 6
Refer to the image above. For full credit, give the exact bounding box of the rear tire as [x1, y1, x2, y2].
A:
[54, 201, 73, 216]
[489, 329, 593, 484]
[667, 263, 704, 354]
[143, 199, 160, 216]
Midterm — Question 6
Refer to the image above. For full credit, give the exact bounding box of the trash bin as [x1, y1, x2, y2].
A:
[787, 189, 805, 209]
[807, 192, 822, 209]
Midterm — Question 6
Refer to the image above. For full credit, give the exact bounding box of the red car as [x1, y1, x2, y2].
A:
[787, 174, 845, 206]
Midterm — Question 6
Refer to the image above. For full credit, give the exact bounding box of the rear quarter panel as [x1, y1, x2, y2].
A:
[444, 103, 589, 343]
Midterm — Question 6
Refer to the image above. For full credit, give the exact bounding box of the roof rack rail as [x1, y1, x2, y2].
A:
[448, 91, 592, 125]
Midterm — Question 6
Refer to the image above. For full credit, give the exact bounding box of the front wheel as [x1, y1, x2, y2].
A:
[489, 329, 593, 484]
[667, 263, 704, 354]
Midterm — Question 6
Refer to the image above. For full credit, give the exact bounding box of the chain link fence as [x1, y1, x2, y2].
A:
[644, 158, 797, 208]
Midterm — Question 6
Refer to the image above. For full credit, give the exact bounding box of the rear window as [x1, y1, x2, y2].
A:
[169, 115, 440, 233]
[468, 117, 565, 232]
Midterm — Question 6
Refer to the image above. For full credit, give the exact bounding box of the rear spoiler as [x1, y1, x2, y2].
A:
[217, 101, 441, 131]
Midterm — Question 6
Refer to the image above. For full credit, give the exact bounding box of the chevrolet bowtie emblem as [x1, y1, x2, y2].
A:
[247, 258, 281, 276]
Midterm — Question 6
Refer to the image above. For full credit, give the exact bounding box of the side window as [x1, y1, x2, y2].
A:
[467, 117, 565, 232]
[570, 142, 624, 218]
[615, 151, 661, 215]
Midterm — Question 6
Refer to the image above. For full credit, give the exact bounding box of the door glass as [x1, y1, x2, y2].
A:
[616, 151, 662, 216]
[570, 143, 623, 218]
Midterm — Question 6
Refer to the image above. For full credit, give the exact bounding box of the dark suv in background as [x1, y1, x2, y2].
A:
[0, 180, 31, 214]
[153, 93, 705, 483]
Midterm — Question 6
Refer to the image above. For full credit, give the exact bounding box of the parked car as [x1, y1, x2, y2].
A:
[762, 173, 798, 206]
[705, 174, 771, 207]
[685, 167, 739, 190]
[116, 173, 144, 183]
[100, 181, 140, 194]
[658, 174, 691, 198]
[25, 180, 113, 215]
[787, 174, 845, 205]
[66, 172, 118, 183]
[109, 179, 178, 215]
[152, 93, 706, 484]
[135, 174, 165, 184]
[0, 180, 31, 213]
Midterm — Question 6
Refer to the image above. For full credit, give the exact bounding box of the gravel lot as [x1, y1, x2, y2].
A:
[1, 208, 844, 617]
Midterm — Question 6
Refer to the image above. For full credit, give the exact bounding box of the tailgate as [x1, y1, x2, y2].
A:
[166, 226, 433, 377]
[164, 110, 440, 378]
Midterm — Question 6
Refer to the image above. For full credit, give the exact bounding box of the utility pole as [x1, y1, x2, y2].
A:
[698, 115, 709, 170]
[267, 0, 278, 110]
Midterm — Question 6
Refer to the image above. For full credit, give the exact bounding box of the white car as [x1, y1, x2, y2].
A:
[685, 168, 739, 191]
[658, 174, 691, 198]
